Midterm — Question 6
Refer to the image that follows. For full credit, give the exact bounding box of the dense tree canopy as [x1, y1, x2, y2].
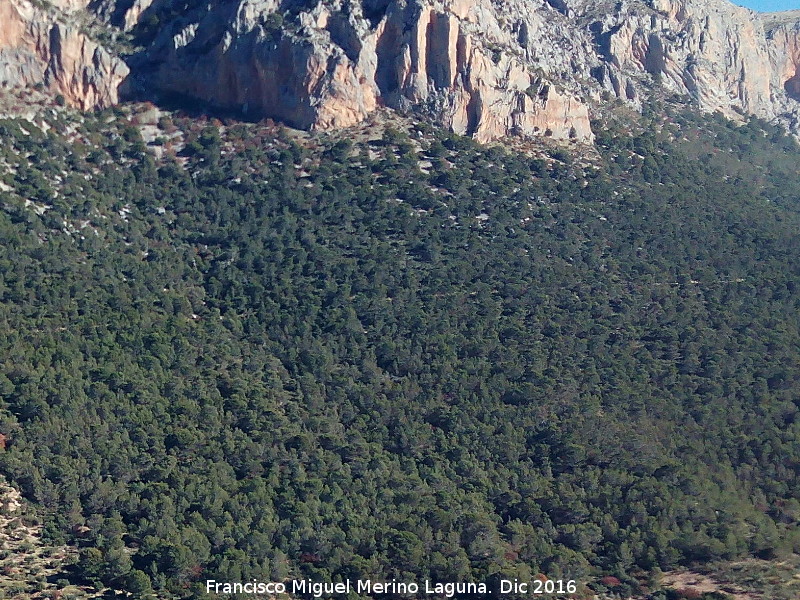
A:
[0, 105, 798, 598]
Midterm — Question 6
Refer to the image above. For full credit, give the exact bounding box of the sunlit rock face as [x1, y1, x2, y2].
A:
[7, 0, 800, 139]
[119, 0, 800, 139]
[601, 0, 773, 115]
[115, 0, 596, 141]
[588, 0, 800, 133]
[0, 0, 128, 110]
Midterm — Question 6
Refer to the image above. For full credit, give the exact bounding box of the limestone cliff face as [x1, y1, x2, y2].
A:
[592, 0, 772, 117]
[6, 0, 800, 141]
[0, 0, 128, 110]
[121, 0, 800, 140]
[128, 0, 594, 142]
[370, 1, 594, 142]
[586, 0, 800, 131]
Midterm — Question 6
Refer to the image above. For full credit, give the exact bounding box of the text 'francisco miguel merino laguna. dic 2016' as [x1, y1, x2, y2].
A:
[206, 578, 579, 597]
[206, 579, 489, 598]
[206, 579, 488, 598]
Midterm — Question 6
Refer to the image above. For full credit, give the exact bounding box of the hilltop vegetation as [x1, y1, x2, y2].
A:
[0, 104, 798, 599]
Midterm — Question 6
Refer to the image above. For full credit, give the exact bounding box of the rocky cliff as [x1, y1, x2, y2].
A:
[589, 0, 800, 127]
[5, 0, 800, 141]
[127, 0, 595, 141]
[0, 0, 128, 110]
[121, 0, 800, 140]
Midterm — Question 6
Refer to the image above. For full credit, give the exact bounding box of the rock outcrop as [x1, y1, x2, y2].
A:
[90, 0, 155, 31]
[589, 0, 782, 120]
[575, 0, 800, 133]
[6, 0, 800, 141]
[122, 0, 800, 140]
[127, 0, 594, 141]
[0, 0, 128, 110]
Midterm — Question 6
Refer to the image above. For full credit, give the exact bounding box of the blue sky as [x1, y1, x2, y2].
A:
[733, 0, 800, 10]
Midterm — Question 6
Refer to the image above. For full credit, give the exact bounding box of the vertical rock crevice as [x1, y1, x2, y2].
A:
[426, 12, 457, 89]
[375, 19, 402, 97]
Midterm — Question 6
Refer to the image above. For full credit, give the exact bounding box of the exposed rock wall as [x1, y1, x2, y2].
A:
[125, 0, 800, 141]
[89, 0, 155, 31]
[765, 16, 800, 103]
[6, 0, 800, 141]
[593, 0, 774, 119]
[0, 0, 128, 110]
[131, 0, 593, 142]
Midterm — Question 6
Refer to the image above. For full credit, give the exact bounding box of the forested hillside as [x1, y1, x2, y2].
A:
[0, 104, 798, 599]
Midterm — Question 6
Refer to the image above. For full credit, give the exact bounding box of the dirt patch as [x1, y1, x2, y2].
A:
[0, 479, 92, 599]
[661, 570, 760, 600]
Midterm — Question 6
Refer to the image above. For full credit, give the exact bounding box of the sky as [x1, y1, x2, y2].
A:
[733, 0, 800, 10]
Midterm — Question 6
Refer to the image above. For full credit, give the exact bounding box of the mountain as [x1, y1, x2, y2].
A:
[0, 0, 800, 141]
[2, 2, 800, 599]
[4, 0, 800, 141]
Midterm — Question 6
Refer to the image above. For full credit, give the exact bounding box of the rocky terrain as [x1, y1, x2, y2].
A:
[0, 478, 79, 599]
[3, 0, 800, 146]
[0, 0, 128, 110]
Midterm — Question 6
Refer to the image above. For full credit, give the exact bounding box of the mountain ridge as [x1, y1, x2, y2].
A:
[4, 0, 800, 142]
